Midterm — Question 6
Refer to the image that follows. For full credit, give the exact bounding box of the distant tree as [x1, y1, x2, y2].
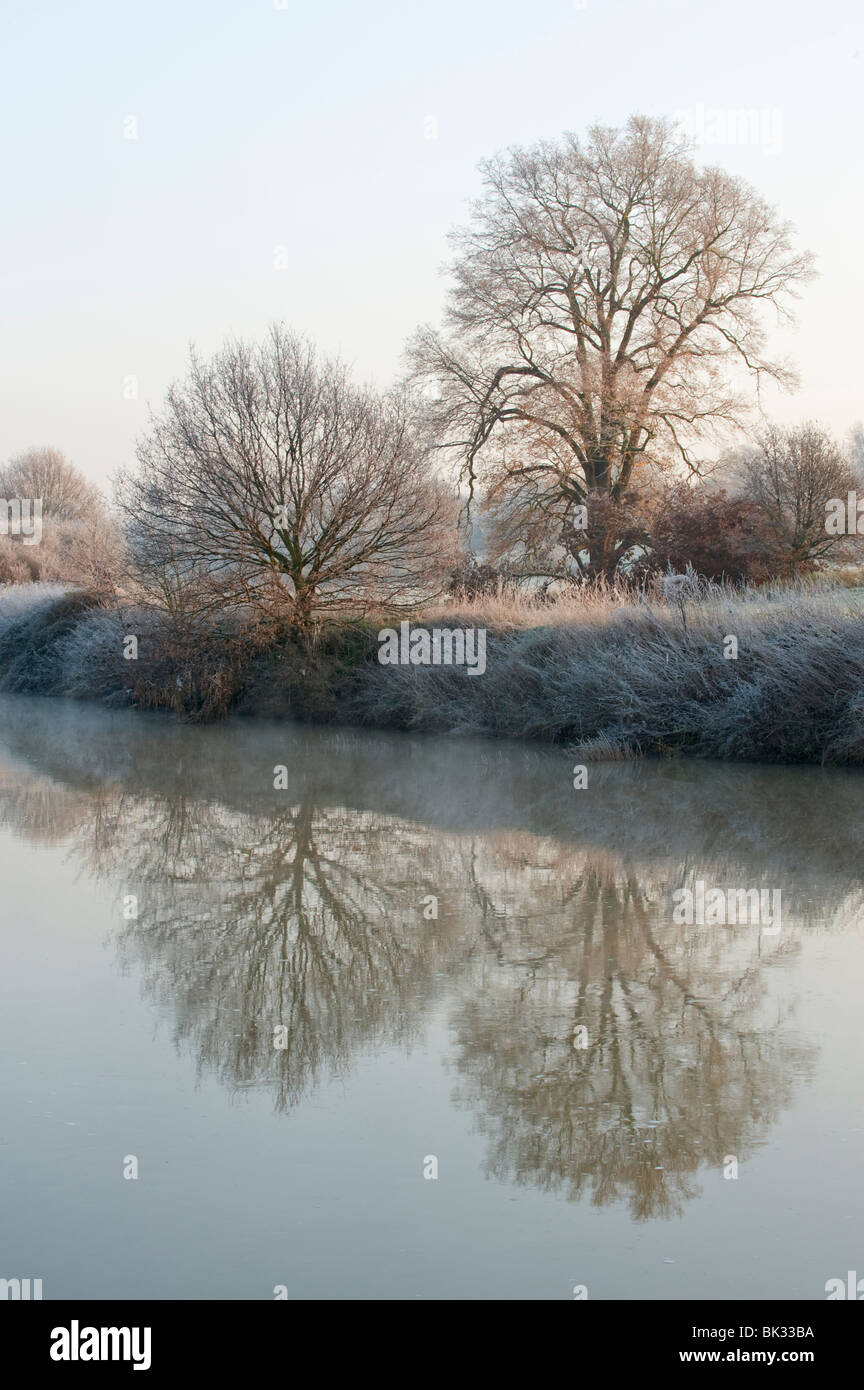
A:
[0, 447, 101, 521]
[43, 514, 127, 598]
[0, 446, 124, 596]
[733, 422, 858, 567]
[119, 326, 458, 627]
[411, 114, 814, 579]
[848, 422, 864, 481]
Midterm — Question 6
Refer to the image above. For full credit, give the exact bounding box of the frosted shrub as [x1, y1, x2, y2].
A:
[0, 582, 69, 634]
[54, 607, 131, 701]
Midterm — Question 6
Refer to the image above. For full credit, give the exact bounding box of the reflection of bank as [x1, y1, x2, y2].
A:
[0, 695, 857, 1218]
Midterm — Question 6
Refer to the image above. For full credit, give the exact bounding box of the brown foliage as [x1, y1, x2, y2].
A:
[643, 488, 792, 584]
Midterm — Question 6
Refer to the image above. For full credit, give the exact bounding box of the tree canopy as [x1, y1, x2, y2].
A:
[411, 114, 814, 578]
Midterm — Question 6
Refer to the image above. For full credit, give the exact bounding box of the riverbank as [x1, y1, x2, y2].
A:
[1, 581, 864, 763]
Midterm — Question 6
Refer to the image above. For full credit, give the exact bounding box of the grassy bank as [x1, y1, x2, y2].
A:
[1, 581, 864, 764]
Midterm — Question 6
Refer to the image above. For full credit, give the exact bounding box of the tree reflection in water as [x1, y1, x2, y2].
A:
[1, 697, 859, 1219]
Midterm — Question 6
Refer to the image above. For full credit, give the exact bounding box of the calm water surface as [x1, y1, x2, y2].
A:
[1, 695, 862, 1300]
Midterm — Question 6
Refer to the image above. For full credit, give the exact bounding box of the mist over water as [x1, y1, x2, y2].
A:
[1, 695, 861, 1300]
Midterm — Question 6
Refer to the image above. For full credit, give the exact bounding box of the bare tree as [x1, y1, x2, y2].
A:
[0, 446, 125, 596]
[0, 446, 102, 521]
[733, 422, 858, 567]
[410, 114, 814, 579]
[118, 326, 459, 626]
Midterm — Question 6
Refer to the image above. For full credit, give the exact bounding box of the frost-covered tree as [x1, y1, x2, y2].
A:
[120, 325, 458, 626]
[411, 115, 814, 579]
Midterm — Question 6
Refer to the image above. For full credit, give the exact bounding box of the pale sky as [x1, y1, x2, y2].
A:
[1, 0, 862, 490]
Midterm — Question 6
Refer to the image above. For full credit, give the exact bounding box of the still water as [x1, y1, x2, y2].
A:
[1, 694, 862, 1300]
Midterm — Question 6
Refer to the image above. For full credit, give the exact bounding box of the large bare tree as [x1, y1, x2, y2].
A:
[119, 326, 458, 625]
[411, 115, 814, 579]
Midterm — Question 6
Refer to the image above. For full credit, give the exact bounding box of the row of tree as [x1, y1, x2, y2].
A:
[3, 115, 861, 617]
[5, 411, 862, 609]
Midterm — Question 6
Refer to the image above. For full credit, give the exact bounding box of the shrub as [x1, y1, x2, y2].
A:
[447, 555, 503, 598]
[0, 587, 102, 695]
[643, 489, 792, 584]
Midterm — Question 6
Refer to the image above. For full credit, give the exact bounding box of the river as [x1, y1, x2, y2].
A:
[0, 695, 861, 1300]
